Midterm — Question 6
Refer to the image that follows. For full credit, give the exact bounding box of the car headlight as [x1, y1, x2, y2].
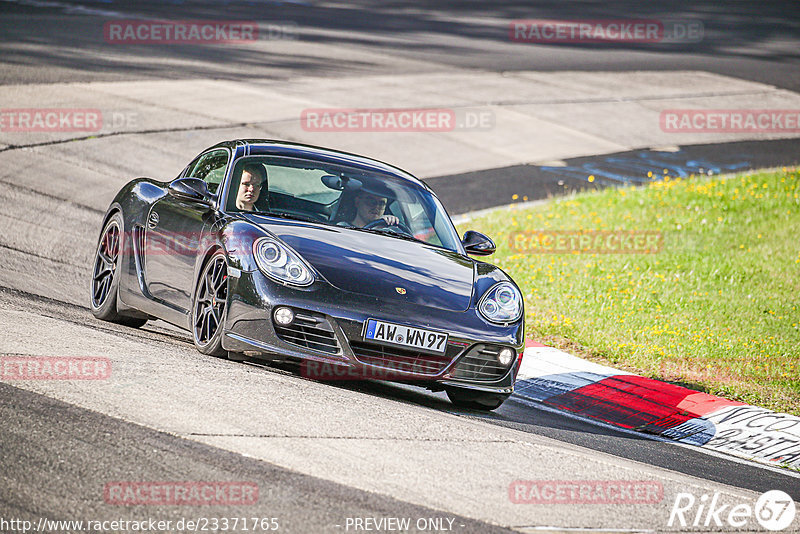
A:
[253, 237, 314, 286]
[478, 282, 522, 323]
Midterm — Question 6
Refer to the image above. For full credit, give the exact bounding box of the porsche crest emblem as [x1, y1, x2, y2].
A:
[395, 287, 407, 295]
[147, 211, 160, 229]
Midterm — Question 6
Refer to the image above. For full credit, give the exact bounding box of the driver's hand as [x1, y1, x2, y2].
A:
[381, 215, 399, 226]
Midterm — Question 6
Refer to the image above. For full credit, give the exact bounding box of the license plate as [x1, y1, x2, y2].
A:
[364, 319, 448, 354]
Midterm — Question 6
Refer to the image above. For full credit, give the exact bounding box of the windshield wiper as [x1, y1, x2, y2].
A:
[264, 211, 326, 224]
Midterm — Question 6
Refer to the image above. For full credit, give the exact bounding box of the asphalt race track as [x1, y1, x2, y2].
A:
[1, 1, 799, 533]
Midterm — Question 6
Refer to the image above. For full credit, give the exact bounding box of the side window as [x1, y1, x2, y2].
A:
[188, 149, 229, 194]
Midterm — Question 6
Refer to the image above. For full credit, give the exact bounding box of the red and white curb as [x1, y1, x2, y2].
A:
[515, 340, 800, 471]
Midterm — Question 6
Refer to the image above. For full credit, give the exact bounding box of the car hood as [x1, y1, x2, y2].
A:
[251, 218, 475, 312]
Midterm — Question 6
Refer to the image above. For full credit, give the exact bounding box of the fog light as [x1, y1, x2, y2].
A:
[274, 306, 294, 326]
[497, 347, 515, 367]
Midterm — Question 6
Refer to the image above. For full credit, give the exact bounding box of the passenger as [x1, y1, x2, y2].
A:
[235, 164, 267, 212]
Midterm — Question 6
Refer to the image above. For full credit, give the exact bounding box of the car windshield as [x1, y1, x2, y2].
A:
[227, 156, 463, 253]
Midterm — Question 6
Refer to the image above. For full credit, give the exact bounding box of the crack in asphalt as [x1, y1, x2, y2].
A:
[0, 242, 84, 268]
[0, 284, 87, 311]
[480, 87, 776, 107]
[0, 122, 252, 154]
[0, 284, 194, 348]
[0, 178, 105, 215]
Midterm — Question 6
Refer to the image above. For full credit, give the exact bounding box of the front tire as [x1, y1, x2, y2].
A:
[90, 213, 147, 328]
[192, 252, 229, 358]
[445, 386, 509, 411]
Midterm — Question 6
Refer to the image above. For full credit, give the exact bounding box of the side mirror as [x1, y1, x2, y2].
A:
[462, 230, 496, 256]
[169, 177, 215, 205]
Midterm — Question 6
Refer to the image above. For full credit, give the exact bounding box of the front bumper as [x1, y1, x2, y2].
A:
[222, 270, 525, 394]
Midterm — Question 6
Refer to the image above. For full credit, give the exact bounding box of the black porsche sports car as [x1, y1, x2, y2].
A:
[91, 140, 525, 409]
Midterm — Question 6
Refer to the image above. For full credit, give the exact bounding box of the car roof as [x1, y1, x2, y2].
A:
[203, 139, 432, 192]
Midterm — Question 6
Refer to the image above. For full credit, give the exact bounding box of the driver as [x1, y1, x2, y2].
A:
[350, 191, 399, 228]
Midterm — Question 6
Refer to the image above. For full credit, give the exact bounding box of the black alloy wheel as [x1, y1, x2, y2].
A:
[90, 213, 147, 327]
[192, 252, 229, 357]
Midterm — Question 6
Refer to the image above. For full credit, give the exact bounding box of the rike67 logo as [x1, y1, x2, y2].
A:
[669, 490, 796, 531]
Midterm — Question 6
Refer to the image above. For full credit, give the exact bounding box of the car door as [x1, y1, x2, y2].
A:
[144, 149, 229, 313]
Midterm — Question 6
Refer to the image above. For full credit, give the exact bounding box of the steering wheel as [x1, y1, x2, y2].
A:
[363, 218, 413, 236]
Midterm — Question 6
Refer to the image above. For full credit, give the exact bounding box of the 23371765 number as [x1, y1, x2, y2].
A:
[186, 517, 280, 531]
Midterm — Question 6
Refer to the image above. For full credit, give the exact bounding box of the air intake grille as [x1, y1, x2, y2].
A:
[350, 341, 455, 376]
[273, 310, 340, 354]
[451, 344, 512, 381]
[133, 226, 145, 270]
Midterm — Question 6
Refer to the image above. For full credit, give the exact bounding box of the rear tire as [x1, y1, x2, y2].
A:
[445, 386, 508, 411]
[90, 213, 147, 328]
[191, 252, 229, 358]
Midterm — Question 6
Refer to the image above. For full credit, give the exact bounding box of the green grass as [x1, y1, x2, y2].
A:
[461, 167, 800, 415]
